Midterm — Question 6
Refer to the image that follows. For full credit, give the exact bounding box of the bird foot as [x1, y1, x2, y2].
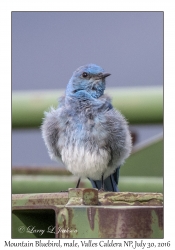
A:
[99, 188, 105, 192]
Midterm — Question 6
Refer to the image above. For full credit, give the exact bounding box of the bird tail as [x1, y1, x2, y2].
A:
[89, 167, 120, 192]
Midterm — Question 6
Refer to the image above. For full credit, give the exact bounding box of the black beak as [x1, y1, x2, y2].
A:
[102, 72, 111, 78]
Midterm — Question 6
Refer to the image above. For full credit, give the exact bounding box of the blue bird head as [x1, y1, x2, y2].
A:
[66, 64, 111, 98]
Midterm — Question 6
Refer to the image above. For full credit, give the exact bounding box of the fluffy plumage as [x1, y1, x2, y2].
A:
[41, 64, 132, 191]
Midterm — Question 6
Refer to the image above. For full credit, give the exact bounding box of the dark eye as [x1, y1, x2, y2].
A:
[82, 72, 88, 78]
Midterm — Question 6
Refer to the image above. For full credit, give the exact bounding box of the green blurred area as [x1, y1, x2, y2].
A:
[12, 86, 163, 128]
[121, 136, 163, 177]
[12, 175, 163, 194]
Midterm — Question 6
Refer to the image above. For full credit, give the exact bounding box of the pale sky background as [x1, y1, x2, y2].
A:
[12, 12, 163, 90]
[12, 11, 163, 166]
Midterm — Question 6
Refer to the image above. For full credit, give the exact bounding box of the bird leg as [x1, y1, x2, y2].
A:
[61, 177, 80, 192]
[76, 178, 81, 188]
[99, 174, 105, 191]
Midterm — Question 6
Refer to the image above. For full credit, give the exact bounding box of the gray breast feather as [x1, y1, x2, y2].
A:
[41, 94, 132, 179]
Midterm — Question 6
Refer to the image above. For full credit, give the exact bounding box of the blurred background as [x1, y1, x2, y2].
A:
[12, 11, 163, 193]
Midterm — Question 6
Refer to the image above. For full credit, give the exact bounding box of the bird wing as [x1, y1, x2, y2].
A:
[87, 95, 130, 192]
[41, 102, 65, 160]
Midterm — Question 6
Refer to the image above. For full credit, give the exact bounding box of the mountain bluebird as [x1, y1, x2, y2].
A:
[41, 64, 132, 191]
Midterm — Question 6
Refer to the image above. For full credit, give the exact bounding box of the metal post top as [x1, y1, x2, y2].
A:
[12, 189, 163, 207]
